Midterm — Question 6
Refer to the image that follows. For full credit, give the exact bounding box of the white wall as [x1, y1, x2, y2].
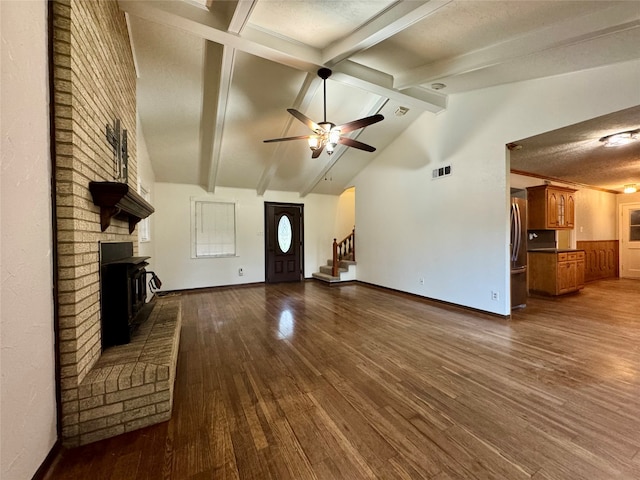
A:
[333, 187, 355, 241]
[137, 117, 156, 274]
[1, 2, 58, 478]
[574, 189, 618, 241]
[354, 60, 640, 315]
[617, 191, 640, 207]
[153, 183, 340, 291]
[511, 173, 618, 243]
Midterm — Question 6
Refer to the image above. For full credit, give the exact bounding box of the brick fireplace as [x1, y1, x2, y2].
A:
[51, 0, 179, 446]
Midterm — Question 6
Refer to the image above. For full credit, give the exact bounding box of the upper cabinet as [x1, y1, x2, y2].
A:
[527, 185, 576, 230]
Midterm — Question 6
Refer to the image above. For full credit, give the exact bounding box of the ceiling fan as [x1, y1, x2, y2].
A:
[263, 68, 384, 158]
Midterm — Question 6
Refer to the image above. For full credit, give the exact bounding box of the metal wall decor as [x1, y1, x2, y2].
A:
[106, 118, 129, 182]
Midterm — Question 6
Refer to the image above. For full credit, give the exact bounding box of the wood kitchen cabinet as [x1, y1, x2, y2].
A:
[528, 250, 585, 296]
[527, 185, 576, 229]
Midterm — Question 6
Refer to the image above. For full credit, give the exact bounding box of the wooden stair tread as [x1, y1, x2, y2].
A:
[312, 272, 341, 283]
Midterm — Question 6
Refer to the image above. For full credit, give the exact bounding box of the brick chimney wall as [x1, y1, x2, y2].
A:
[52, 0, 138, 444]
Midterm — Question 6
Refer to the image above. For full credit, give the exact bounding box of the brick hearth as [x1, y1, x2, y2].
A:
[69, 299, 181, 445]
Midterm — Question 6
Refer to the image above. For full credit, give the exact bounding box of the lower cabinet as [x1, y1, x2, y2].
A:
[528, 251, 585, 296]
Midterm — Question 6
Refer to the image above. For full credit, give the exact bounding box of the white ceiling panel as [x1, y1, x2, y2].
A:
[217, 52, 309, 189]
[130, 15, 205, 184]
[422, 29, 640, 94]
[122, 0, 640, 195]
[352, 1, 625, 74]
[248, 0, 397, 49]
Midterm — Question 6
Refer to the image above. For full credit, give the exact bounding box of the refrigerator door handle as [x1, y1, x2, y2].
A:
[510, 202, 517, 262]
[513, 201, 522, 262]
[516, 201, 522, 260]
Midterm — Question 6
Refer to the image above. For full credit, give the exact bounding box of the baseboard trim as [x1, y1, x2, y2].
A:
[32, 440, 62, 480]
[157, 281, 266, 297]
[156, 277, 336, 296]
[355, 281, 511, 320]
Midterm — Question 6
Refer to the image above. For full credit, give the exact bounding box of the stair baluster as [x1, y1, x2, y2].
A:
[332, 228, 355, 276]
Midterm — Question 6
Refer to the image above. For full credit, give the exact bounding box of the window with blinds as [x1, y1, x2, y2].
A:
[191, 199, 237, 258]
[138, 184, 151, 242]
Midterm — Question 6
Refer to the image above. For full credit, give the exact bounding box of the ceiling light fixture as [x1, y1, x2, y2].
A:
[599, 130, 639, 147]
[623, 184, 637, 194]
[431, 83, 446, 90]
[263, 69, 384, 158]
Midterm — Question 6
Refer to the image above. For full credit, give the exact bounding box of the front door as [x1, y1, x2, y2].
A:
[620, 202, 640, 279]
[265, 202, 304, 283]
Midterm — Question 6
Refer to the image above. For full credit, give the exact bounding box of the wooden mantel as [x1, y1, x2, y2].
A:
[89, 181, 154, 233]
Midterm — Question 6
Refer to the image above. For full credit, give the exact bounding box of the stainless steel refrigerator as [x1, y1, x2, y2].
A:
[510, 194, 527, 308]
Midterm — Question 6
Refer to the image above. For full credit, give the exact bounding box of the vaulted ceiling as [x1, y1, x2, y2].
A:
[121, 0, 640, 196]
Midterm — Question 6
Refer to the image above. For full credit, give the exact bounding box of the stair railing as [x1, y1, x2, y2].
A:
[332, 228, 355, 276]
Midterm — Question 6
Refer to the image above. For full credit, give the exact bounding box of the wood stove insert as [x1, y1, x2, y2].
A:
[100, 242, 153, 348]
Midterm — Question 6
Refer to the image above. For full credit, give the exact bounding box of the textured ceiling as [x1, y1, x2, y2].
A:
[249, 1, 398, 49]
[121, 0, 640, 196]
[510, 106, 640, 192]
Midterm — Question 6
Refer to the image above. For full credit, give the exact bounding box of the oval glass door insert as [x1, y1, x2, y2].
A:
[277, 215, 293, 253]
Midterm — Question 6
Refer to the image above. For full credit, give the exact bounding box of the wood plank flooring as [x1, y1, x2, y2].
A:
[46, 278, 640, 479]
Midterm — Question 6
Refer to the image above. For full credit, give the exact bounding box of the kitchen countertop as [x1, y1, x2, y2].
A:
[527, 248, 584, 253]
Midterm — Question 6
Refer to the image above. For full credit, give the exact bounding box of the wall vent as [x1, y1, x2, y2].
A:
[432, 165, 452, 179]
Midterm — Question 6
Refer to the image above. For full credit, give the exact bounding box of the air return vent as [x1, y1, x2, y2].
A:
[432, 165, 452, 179]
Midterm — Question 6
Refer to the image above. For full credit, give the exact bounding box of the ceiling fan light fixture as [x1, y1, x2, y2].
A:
[623, 184, 637, 194]
[263, 68, 383, 157]
[329, 128, 340, 145]
[308, 136, 321, 151]
[326, 142, 335, 155]
[599, 130, 638, 147]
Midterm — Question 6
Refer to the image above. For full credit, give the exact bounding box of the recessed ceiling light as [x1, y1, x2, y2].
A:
[599, 129, 639, 147]
[431, 83, 446, 90]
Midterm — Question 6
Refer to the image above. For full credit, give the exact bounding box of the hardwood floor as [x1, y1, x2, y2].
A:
[46, 279, 640, 479]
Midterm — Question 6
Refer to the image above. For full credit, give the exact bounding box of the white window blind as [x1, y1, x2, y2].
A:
[138, 185, 151, 242]
[192, 200, 236, 258]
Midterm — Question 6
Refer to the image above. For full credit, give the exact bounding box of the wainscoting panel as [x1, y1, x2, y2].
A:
[577, 240, 619, 282]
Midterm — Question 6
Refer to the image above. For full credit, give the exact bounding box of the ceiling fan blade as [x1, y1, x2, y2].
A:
[263, 135, 312, 143]
[287, 109, 321, 132]
[338, 137, 376, 152]
[337, 114, 384, 134]
[311, 144, 325, 158]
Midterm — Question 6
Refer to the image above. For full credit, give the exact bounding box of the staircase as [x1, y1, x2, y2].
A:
[312, 258, 357, 283]
[312, 228, 356, 284]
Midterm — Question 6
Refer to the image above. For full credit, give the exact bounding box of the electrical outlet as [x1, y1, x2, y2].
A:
[432, 164, 452, 179]
[419, 278, 424, 285]
[238, 267, 244, 276]
[491, 290, 499, 301]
